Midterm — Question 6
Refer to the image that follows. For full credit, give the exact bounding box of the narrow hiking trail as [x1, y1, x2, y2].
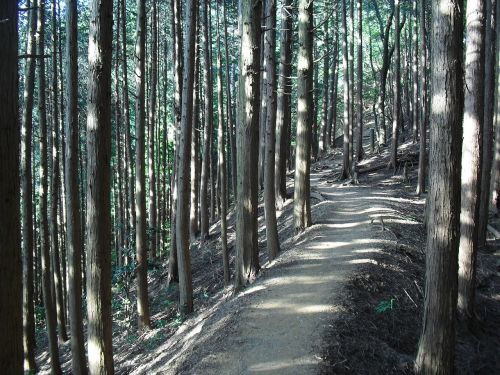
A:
[130, 152, 416, 375]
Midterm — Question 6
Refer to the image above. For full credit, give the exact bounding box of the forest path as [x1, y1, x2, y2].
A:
[173, 159, 392, 375]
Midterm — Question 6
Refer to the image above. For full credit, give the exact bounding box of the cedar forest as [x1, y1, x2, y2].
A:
[1, 0, 500, 373]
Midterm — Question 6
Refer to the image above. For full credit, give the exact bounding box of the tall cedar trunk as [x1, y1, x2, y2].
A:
[355, 0, 363, 161]
[493, 0, 500, 211]
[373, 2, 394, 147]
[294, 0, 313, 230]
[416, 0, 427, 195]
[37, 1, 62, 372]
[135, 0, 151, 329]
[235, 0, 262, 288]
[320, 19, 330, 154]
[176, 0, 197, 314]
[458, 0, 486, 322]
[412, 0, 419, 143]
[263, 0, 280, 259]
[348, 0, 354, 167]
[312, 41, 319, 161]
[148, 0, 158, 260]
[478, 0, 497, 246]
[65, 0, 87, 371]
[50, 0, 68, 342]
[200, 0, 214, 240]
[120, 0, 135, 255]
[0, 0, 22, 372]
[161, 40, 169, 256]
[390, 0, 401, 170]
[341, 0, 350, 178]
[21, 0, 38, 370]
[258, 22, 267, 192]
[414, 0, 463, 371]
[222, 0, 237, 198]
[209, 5, 216, 224]
[327, 17, 339, 148]
[168, 0, 182, 285]
[86, 0, 115, 372]
[190, 32, 200, 240]
[275, 0, 293, 208]
[215, 2, 229, 284]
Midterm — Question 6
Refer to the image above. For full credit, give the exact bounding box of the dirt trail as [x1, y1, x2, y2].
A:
[133, 158, 401, 375]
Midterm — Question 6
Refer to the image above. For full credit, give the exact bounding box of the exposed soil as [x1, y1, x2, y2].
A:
[36, 142, 500, 374]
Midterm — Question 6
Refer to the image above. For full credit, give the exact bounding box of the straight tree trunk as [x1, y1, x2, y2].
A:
[0, 0, 23, 372]
[348, 0, 354, 168]
[416, 0, 428, 195]
[477, 0, 497, 247]
[215, 2, 229, 284]
[294, 0, 313, 230]
[86, 0, 115, 372]
[355, 0, 363, 161]
[275, 0, 293, 208]
[176, 0, 198, 314]
[493, 0, 500, 211]
[327, 20, 339, 147]
[21, 0, 38, 371]
[167, 0, 182, 285]
[190, 32, 200, 240]
[412, 0, 419, 143]
[222, 0, 237, 198]
[235, 0, 263, 288]
[148, 0, 158, 260]
[64, 0, 87, 372]
[263, 0, 280, 260]
[341, 0, 351, 178]
[390, 0, 401, 170]
[134, 0, 151, 329]
[320, 19, 330, 154]
[258, 21, 267, 192]
[37, 1, 62, 372]
[50, 0, 68, 341]
[414, 0, 464, 372]
[458, 0, 486, 322]
[200, 0, 214, 240]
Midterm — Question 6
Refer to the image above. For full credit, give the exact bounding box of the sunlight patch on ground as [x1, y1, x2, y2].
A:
[248, 356, 318, 372]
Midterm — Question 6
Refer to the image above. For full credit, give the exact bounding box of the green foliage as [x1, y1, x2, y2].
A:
[375, 298, 395, 313]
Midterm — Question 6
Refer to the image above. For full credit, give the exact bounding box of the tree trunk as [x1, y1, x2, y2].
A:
[294, 0, 313, 231]
[493, 0, 500, 211]
[190, 31, 200, 240]
[263, 0, 280, 260]
[176, 0, 197, 314]
[355, 0, 363, 162]
[86, 0, 115, 372]
[64, 0, 87, 372]
[341, 0, 350, 178]
[235, 0, 262, 288]
[148, 0, 158, 260]
[414, 0, 464, 372]
[0, 0, 23, 372]
[458, 0, 486, 322]
[37, 1, 62, 372]
[478, 0, 497, 247]
[50, 0, 68, 342]
[390, 0, 401, 170]
[275, 0, 293, 208]
[21, 0, 38, 371]
[134, 0, 151, 329]
[412, 0, 419, 143]
[200, 0, 214, 240]
[416, 0, 427, 195]
[320, 19, 330, 154]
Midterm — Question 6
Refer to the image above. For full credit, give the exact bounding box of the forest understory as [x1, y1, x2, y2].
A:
[35, 141, 500, 374]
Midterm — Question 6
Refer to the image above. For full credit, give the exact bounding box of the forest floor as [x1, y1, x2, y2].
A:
[36, 141, 500, 375]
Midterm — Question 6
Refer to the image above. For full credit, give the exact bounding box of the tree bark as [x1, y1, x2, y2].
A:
[176, 0, 197, 314]
[341, 0, 351, 178]
[294, 0, 313, 231]
[390, 0, 401, 170]
[478, 0, 497, 247]
[493, 0, 500, 212]
[190, 30, 200, 240]
[414, 0, 464, 372]
[85, 0, 115, 372]
[134, 0, 151, 329]
[235, 0, 262, 288]
[0, 0, 23, 372]
[320, 19, 330, 154]
[275, 0, 293, 208]
[458, 0, 486, 322]
[200, 0, 214, 240]
[21, 0, 38, 371]
[37, 1, 62, 372]
[412, 0, 419, 143]
[355, 0, 364, 162]
[263, 0, 280, 260]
